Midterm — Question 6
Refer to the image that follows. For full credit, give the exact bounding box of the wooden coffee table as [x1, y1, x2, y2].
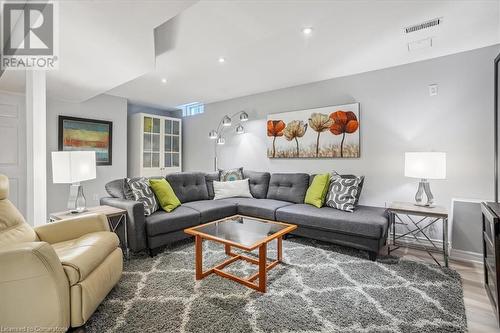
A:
[184, 215, 297, 293]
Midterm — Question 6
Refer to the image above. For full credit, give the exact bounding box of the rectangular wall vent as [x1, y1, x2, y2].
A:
[405, 18, 442, 34]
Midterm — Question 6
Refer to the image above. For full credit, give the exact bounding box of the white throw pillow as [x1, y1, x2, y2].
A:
[213, 178, 253, 200]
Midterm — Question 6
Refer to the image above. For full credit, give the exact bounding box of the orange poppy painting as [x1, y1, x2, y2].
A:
[266, 103, 360, 158]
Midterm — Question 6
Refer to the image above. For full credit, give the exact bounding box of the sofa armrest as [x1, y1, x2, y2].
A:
[100, 197, 147, 252]
[35, 213, 109, 244]
[0, 242, 70, 329]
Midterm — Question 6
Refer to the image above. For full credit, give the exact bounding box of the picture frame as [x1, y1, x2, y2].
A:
[58, 115, 113, 166]
[267, 103, 360, 159]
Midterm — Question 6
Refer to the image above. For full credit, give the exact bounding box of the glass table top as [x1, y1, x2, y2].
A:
[188, 215, 294, 248]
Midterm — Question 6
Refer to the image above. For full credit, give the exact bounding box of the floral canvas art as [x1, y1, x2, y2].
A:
[267, 103, 360, 158]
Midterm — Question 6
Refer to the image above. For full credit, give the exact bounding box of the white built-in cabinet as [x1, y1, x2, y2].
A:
[128, 113, 182, 177]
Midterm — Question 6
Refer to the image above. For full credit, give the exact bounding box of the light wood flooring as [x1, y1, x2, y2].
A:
[385, 246, 498, 333]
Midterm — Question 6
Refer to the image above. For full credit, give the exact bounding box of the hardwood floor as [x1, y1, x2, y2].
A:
[385, 246, 499, 333]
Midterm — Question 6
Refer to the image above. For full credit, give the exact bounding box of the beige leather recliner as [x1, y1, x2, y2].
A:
[0, 174, 123, 331]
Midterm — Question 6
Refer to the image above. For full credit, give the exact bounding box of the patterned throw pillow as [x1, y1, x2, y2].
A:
[325, 176, 362, 212]
[126, 177, 159, 216]
[219, 167, 244, 181]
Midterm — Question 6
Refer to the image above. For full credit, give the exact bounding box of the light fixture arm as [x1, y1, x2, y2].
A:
[211, 110, 249, 171]
[215, 110, 248, 134]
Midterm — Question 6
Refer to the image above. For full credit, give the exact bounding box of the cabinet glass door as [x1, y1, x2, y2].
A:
[143, 117, 161, 168]
[164, 119, 181, 169]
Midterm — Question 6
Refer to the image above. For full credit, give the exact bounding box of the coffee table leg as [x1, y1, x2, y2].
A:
[225, 243, 231, 256]
[277, 236, 282, 262]
[195, 235, 203, 280]
[258, 243, 267, 293]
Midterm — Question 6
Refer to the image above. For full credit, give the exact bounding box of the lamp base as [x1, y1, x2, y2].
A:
[68, 183, 87, 213]
[414, 179, 435, 207]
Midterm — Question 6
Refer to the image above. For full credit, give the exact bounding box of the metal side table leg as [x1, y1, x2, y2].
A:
[443, 217, 448, 267]
[123, 214, 130, 260]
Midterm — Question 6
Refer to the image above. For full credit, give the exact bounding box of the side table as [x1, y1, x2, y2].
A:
[387, 201, 449, 267]
[49, 205, 129, 260]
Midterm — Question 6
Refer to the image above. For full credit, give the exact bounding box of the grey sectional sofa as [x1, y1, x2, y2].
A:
[101, 171, 389, 260]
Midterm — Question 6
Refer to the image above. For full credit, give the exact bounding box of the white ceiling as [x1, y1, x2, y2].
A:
[108, 0, 500, 108]
[0, 1, 498, 107]
[0, 0, 196, 102]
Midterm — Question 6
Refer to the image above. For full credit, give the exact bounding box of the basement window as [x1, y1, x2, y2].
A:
[177, 102, 204, 117]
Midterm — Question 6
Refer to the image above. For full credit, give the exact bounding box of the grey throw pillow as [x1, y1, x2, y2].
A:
[126, 177, 159, 216]
[219, 167, 244, 181]
[325, 176, 362, 212]
[332, 172, 365, 206]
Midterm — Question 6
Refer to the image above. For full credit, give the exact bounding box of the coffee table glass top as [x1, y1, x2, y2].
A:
[187, 215, 294, 248]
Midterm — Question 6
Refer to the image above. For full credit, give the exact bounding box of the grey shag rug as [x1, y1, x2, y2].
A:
[85, 237, 467, 333]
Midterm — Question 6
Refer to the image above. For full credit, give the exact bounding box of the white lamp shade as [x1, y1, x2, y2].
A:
[405, 152, 446, 179]
[52, 151, 97, 184]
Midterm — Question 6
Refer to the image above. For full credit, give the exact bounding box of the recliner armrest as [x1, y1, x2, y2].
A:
[100, 197, 147, 252]
[35, 214, 109, 244]
[0, 242, 70, 329]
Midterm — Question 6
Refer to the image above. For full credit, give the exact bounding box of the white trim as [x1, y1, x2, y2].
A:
[393, 233, 483, 264]
[26, 71, 47, 226]
[449, 248, 483, 264]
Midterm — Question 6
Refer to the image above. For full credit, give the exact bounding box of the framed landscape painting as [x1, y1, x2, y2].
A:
[267, 103, 360, 158]
[58, 116, 113, 165]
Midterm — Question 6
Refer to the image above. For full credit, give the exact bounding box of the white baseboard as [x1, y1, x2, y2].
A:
[393, 234, 483, 264]
[449, 248, 483, 264]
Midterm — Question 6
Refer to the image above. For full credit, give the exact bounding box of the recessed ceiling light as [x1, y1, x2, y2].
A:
[218, 57, 226, 63]
[302, 27, 313, 35]
[161, 78, 167, 83]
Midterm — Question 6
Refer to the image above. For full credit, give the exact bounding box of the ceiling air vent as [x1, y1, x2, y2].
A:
[405, 18, 442, 34]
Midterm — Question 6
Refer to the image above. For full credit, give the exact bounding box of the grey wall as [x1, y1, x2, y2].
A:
[46, 94, 128, 215]
[184, 45, 500, 253]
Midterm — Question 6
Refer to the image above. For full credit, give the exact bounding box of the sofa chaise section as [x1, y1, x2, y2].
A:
[276, 204, 389, 259]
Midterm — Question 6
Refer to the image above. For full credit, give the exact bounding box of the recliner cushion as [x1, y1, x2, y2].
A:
[219, 198, 293, 220]
[266, 173, 309, 204]
[166, 172, 209, 203]
[145, 206, 200, 236]
[276, 204, 389, 239]
[183, 200, 238, 223]
[52, 231, 119, 285]
[243, 170, 271, 199]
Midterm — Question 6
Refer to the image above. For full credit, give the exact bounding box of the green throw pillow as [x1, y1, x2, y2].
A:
[149, 178, 181, 212]
[304, 174, 331, 208]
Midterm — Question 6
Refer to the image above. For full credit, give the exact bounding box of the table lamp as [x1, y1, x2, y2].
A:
[52, 151, 96, 213]
[404, 152, 446, 207]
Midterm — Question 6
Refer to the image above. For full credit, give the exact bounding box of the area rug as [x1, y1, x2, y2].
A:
[84, 237, 467, 333]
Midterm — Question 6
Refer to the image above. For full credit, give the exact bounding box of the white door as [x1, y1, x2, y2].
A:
[0, 92, 26, 216]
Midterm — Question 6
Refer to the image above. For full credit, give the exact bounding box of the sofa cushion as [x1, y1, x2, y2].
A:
[126, 177, 159, 216]
[52, 231, 119, 285]
[166, 172, 209, 203]
[205, 172, 219, 199]
[266, 173, 309, 204]
[243, 170, 271, 199]
[325, 176, 362, 212]
[219, 167, 244, 181]
[149, 178, 181, 212]
[104, 179, 126, 199]
[145, 206, 200, 236]
[183, 200, 238, 223]
[220, 198, 293, 220]
[275, 204, 388, 239]
[213, 179, 252, 200]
